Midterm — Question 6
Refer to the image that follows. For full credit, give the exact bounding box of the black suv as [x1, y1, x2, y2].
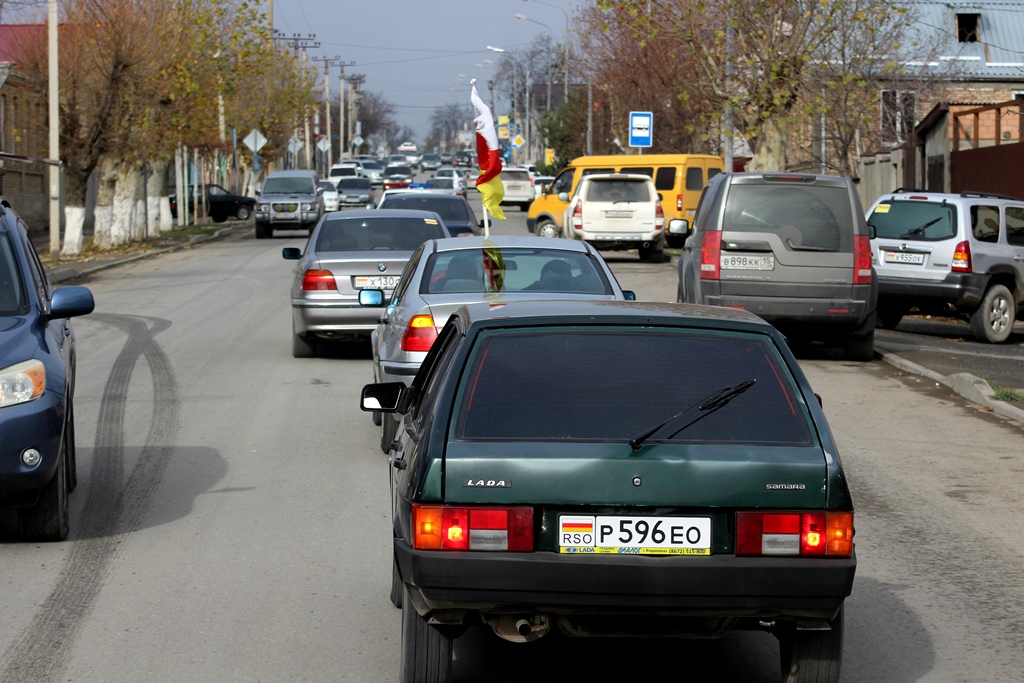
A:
[678, 172, 877, 360]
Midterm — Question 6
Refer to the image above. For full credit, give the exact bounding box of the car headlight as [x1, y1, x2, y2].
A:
[257, 203, 269, 211]
[302, 203, 314, 211]
[0, 360, 46, 407]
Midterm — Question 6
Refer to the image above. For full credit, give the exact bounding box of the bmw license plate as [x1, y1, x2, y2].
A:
[720, 254, 775, 270]
[604, 210, 633, 218]
[354, 275, 401, 289]
[884, 251, 925, 265]
[558, 515, 711, 555]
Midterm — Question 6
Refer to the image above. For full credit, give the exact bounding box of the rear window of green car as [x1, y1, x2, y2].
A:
[455, 328, 814, 445]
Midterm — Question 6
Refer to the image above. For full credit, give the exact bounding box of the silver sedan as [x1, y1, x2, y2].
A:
[358, 235, 635, 451]
[282, 209, 451, 357]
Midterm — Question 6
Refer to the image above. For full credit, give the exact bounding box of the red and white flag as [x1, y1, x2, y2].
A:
[471, 81, 505, 221]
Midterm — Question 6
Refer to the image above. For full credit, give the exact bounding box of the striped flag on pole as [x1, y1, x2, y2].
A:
[471, 81, 505, 222]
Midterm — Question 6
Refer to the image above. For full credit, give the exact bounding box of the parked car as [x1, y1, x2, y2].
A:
[281, 209, 451, 357]
[318, 180, 340, 212]
[335, 177, 375, 207]
[360, 300, 856, 683]
[424, 176, 465, 197]
[678, 172, 877, 360]
[0, 205, 95, 541]
[383, 165, 415, 190]
[254, 170, 324, 239]
[865, 189, 1024, 342]
[377, 191, 482, 236]
[558, 173, 668, 262]
[420, 153, 443, 172]
[169, 184, 255, 223]
[500, 168, 534, 211]
[532, 175, 555, 199]
[358, 235, 635, 448]
[453, 150, 474, 167]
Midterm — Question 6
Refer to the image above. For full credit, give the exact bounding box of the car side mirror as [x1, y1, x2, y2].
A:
[49, 286, 95, 320]
[657, 193, 664, 202]
[317, 187, 324, 196]
[668, 219, 690, 236]
[361, 382, 407, 413]
[359, 289, 385, 306]
[622, 290, 636, 301]
[866, 224, 876, 239]
[282, 247, 302, 260]
[558, 192, 569, 202]
[366, 202, 377, 210]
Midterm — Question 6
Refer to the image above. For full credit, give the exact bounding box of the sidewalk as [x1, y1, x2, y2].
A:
[35, 221, 252, 285]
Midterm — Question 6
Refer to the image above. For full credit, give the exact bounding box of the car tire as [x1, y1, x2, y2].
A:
[843, 329, 875, 362]
[639, 243, 668, 263]
[212, 214, 227, 223]
[520, 203, 530, 211]
[66, 399, 78, 493]
[19, 436, 70, 541]
[390, 553, 403, 608]
[400, 584, 453, 683]
[779, 606, 844, 683]
[970, 283, 1015, 343]
[293, 331, 318, 358]
[373, 409, 382, 426]
[255, 222, 270, 239]
[875, 304, 905, 330]
[536, 220, 559, 239]
[236, 206, 252, 221]
[381, 413, 398, 454]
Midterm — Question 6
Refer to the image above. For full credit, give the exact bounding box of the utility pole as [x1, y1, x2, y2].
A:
[347, 74, 366, 155]
[319, 58, 355, 165]
[274, 34, 319, 168]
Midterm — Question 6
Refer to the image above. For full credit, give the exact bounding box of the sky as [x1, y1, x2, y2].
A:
[272, 0, 580, 144]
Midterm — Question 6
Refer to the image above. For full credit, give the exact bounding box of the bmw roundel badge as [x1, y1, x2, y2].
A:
[378, 263, 387, 272]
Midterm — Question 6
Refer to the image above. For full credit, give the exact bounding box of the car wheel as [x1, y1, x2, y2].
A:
[843, 329, 875, 362]
[255, 222, 270, 239]
[536, 220, 559, 238]
[639, 243, 668, 263]
[236, 206, 252, 221]
[779, 606, 844, 683]
[293, 331, 318, 358]
[381, 413, 398, 454]
[212, 214, 227, 223]
[520, 203, 530, 211]
[875, 304, 905, 330]
[970, 283, 1014, 343]
[390, 553, 403, 608]
[400, 584, 453, 683]
[373, 409, 382, 426]
[19, 436, 70, 541]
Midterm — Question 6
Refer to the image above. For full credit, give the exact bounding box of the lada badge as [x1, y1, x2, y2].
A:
[463, 479, 511, 488]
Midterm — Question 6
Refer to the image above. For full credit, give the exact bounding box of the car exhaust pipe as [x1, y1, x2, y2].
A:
[484, 614, 552, 643]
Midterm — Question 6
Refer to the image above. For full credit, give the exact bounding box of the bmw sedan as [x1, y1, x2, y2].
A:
[358, 236, 634, 451]
[0, 208, 94, 540]
[377, 191, 481, 236]
[282, 209, 451, 357]
[361, 301, 856, 683]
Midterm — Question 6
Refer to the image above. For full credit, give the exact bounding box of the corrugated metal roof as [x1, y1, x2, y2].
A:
[907, 1, 1024, 78]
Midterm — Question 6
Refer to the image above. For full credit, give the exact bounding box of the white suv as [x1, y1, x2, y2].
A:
[866, 189, 1024, 342]
[557, 173, 667, 262]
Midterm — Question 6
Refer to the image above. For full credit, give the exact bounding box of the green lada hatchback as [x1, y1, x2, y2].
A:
[361, 300, 856, 683]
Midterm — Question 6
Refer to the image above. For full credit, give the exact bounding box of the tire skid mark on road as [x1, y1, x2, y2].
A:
[0, 313, 179, 683]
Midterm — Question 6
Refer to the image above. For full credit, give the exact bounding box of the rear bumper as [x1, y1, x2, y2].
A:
[574, 228, 665, 250]
[703, 294, 869, 328]
[397, 538, 855, 620]
[876, 272, 988, 314]
[292, 302, 378, 337]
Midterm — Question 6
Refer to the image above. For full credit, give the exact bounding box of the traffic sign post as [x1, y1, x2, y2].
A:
[629, 111, 653, 153]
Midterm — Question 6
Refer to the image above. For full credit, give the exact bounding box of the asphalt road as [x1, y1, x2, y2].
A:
[2, 185, 1023, 682]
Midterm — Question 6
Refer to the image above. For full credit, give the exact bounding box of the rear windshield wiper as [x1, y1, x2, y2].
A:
[900, 216, 942, 238]
[628, 379, 757, 450]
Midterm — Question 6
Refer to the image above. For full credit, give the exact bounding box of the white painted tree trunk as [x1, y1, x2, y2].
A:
[749, 119, 787, 172]
[110, 165, 140, 246]
[61, 206, 85, 257]
[158, 198, 173, 232]
[93, 162, 117, 249]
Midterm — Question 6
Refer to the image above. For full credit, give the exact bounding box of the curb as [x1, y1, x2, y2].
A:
[47, 224, 251, 284]
[876, 347, 1024, 425]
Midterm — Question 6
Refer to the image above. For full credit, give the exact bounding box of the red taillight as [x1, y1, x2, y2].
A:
[412, 505, 534, 551]
[571, 201, 583, 230]
[699, 231, 722, 280]
[676, 194, 683, 212]
[736, 511, 853, 557]
[854, 235, 872, 284]
[401, 314, 438, 352]
[654, 200, 664, 230]
[952, 240, 972, 272]
[301, 269, 337, 291]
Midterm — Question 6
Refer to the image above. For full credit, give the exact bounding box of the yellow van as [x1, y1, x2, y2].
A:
[527, 154, 724, 247]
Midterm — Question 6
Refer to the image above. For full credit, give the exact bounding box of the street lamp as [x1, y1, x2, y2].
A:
[521, 0, 570, 93]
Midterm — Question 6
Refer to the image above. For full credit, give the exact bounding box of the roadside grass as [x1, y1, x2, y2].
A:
[976, 373, 1024, 403]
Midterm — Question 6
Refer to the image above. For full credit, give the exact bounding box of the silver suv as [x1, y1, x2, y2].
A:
[678, 172, 877, 360]
[866, 189, 1024, 343]
[254, 170, 323, 238]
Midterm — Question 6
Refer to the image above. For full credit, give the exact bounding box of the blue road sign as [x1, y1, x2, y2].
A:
[629, 111, 653, 148]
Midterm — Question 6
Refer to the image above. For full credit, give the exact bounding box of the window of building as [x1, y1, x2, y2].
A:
[880, 90, 916, 146]
[957, 13, 980, 43]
